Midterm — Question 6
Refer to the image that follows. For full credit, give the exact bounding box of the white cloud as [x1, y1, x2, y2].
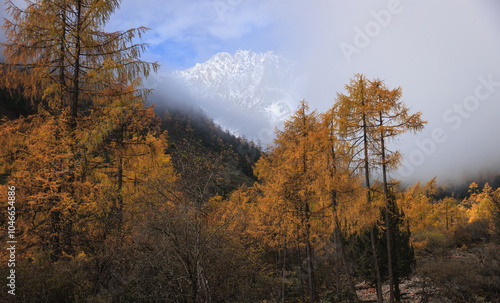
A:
[110, 0, 278, 44]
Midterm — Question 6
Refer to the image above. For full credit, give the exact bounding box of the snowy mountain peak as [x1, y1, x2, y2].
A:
[170, 50, 303, 142]
[172, 50, 299, 111]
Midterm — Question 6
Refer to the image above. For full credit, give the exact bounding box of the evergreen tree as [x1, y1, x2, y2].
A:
[0, 0, 164, 261]
[370, 78, 425, 302]
[253, 101, 322, 302]
[336, 74, 384, 303]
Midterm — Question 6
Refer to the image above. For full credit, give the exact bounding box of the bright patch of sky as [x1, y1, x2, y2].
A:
[106, 0, 285, 70]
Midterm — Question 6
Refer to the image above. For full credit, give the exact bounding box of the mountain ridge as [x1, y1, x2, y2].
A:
[170, 49, 302, 128]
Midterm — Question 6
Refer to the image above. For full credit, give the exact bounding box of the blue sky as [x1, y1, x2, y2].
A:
[107, 0, 286, 70]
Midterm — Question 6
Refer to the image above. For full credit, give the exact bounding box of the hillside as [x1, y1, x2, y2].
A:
[0, 86, 262, 191]
[156, 101, 262, 194]
[168, 50, 303, 143]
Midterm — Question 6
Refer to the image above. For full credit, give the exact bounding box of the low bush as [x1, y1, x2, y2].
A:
[417, 244, 500, 302]
[413, 230, 450, 255]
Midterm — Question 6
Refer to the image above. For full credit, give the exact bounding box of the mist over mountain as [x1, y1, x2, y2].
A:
[145, 48, 500, 186]
[165, 50, 303, 145]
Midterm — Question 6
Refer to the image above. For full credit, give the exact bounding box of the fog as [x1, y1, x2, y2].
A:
[143, 71, 278, 147]
[271, 0, 500, 184]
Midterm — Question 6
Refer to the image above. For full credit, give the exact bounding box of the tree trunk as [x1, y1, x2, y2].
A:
[117, 153, 123, 227]
[297, 231, 306, 303]
[300, 102, 316, 302]
[334, 243, 341, 303]
[71, 0, 82, 131]
[394, 263, 401, 302]
[361, 81, 383, 303]
[329, 119, 359, 302]
[335, 224, 359, 303]
[58, 3, 66, 110]
[331, 176, 359, 302]
[282, 239, 287, 303]
[369, 227, 384, 303]
[380, 112, 395, 303]
[305, 202, 315, 303]
[49, 209, 61, 261]
[116, 127, 124, 228]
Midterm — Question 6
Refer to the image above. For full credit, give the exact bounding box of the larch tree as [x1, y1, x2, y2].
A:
[491, 189, 500, 240]
[252, 154, 296, 302]
[439, 197, 460, 231]
[336, 75, 426, 302]
[370, 78, 426, 302]
[254, 101, 321, 303]
[315, 108, 360, 302]
[1, 0, 157, 121]
[400, 179, 452, 239]
[336, 74, 384, 303]
[0, 0, 161, 260]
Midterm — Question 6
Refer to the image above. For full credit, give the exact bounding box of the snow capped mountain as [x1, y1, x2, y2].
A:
[170, 50, 302, 130]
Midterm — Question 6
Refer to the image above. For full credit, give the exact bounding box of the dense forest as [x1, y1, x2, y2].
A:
[1, 1, 500, 302]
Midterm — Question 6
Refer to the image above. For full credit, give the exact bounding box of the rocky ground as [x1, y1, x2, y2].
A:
[355, 244, 500, 302]
[356, 276, 437, 302]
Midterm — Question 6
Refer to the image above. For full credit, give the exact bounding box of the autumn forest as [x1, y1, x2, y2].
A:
[1, 1, 500, 302]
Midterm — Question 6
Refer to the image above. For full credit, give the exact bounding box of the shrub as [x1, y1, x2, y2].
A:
[414, 230, 450, 255]
[452, 225, 473, 247]
[417, 244, 500, 302]
[464, 219, 491, 243]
